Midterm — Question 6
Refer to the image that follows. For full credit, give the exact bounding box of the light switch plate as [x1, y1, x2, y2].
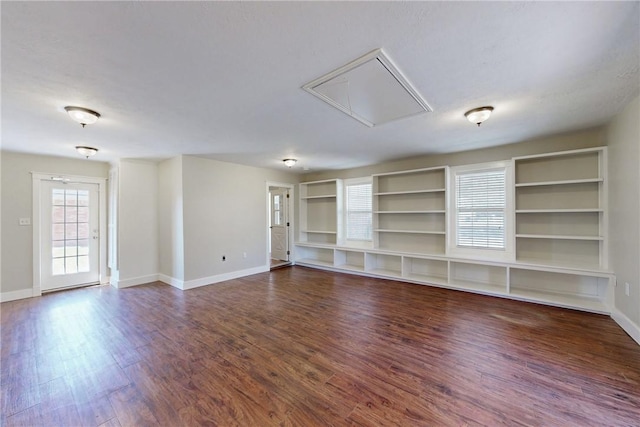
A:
[19, 218, 31, 226]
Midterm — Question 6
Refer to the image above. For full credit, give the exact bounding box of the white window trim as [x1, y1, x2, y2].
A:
[342, 176, 373, 249]
[447, 161, 515, 262]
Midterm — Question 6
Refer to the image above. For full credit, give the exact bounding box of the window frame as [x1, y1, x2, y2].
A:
[343, 177, 374, 248]
[447, 161, 515, 262]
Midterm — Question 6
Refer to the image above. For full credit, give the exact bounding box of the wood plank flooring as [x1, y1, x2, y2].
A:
[2, 266, 639, 426]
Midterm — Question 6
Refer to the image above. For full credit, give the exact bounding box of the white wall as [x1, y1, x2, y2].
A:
[181, 156, 298, 285]
[158, 156, 184, 282]
[607, 95, 640, 343]
[0, 152, 110, 298]
[112, 159, 159, 288]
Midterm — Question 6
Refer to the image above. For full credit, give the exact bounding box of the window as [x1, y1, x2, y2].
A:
[345, 179, 372, 241]
[449, 161, 513, 261]
[456, 169, 505, 249]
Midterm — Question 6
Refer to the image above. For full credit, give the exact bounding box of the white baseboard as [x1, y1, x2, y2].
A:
[1, 288, 35, 303]
[611, 308, 640, 346]
[179, 265, 269, 291]
[158, 274, 185, 290]
[114, 274, 160, 289]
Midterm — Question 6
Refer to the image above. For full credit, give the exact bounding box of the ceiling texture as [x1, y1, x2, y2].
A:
[2, 1, 639, 173]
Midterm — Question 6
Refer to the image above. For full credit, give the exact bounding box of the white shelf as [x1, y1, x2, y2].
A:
[301, 194, 337, 199]
[375, 210, 445, 214]
[509, 289, 607, 313]
[514, 257, 602, 271]
[374, 189, 445, 196]
[403, 273, 447, 285]
[296, 258, 334, 268]
[516, 234, 603, 241]
[336, 264, 365, 272]
[367, 268, 401, 277]
[516, 209, 604, 213]
[515, 178, 603, 188]
[376, 229, 445, 235]
[448, 279, 506, 295]
[301, 230, 337, 234]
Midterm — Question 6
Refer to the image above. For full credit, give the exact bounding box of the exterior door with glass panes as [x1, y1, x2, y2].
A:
[270, 189, 289, 261]
[41, 181, 100, 291]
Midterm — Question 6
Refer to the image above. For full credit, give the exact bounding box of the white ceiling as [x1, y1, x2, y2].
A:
[2, 2, 639, 173]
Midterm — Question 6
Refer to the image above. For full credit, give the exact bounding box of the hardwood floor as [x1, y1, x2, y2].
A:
[2, 266, 639, 426]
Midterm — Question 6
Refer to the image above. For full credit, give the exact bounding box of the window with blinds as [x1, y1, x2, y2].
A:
[346, 182, 372, 241]
[455, 169, 506, 249]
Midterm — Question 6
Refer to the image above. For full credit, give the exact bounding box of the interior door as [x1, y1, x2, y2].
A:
[270, 189, 289, 261]
[40, 181, 100, 291]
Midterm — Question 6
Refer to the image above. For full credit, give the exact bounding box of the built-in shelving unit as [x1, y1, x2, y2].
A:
[513, 147, 607, 270]
[295, 147, 613, 315]
[373, 167, 448, 255]
[294, 243, 613, 313]
[299, 179, 343, 245]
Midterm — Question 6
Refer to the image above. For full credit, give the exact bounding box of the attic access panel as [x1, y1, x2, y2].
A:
[303, 49, 432, 127]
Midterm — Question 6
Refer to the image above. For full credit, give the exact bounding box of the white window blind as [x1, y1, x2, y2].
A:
[455, 169, 506, 249]
[346, 183, 372, 241]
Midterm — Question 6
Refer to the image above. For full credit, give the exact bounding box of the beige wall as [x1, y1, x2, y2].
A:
[114, 159, 159, 286]
[181, 156, 298, 282]
[158, 156, 184, 281]
[303, 127, 605, 181]
[607, 95, 640, 334]
[0, 151, 110, 295]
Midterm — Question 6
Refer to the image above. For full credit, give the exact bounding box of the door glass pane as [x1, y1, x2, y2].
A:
[52, 189, 65, 205]
[52, 258, 65, 275]
[78, 256, 90, 273]
[65, 190, 78, 206]
[78, 223, 89, 239]
[78, 239, 89, 255]
[77, 191, 89, 206]
[65, 207, 77, 222]
[51, 187, 92, 276]
[65, 223, 77, 239]
[52, 224, 65, 240]
[52, 240, 65, 257]
[65, 257, 78, 274]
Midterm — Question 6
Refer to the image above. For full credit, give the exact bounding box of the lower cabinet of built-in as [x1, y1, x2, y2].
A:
[294, 245, 613, 314]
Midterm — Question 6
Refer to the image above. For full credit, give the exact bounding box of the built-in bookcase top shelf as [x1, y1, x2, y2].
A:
[516, 209, 604, 213]
[374, 189, 445, 196]
[516, 234, 604, 241]
[301, 194, 337, 199]
[515, 178, 603, 188]
[376, 229, 446, 235]
[375, 210, 445, 214]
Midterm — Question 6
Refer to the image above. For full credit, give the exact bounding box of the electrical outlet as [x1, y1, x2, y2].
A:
[222, 255, 226, 261]
[19, 218, 31, 226]
[625, 282, 630, 296]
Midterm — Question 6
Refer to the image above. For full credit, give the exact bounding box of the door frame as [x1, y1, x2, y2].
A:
[265, 181, 295, 267]
[32, 172, 107, 296]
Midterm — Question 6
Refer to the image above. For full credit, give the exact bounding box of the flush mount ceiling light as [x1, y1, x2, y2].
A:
[283, 158, 297, 168]
[303, 48, 432, 127]
[65, 106, 101, 127]
[465, 106, 494, 127]
[76, 146, 98, 158]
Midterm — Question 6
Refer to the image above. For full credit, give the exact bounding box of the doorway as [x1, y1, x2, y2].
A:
[33, 173, 107, 294]
[267, 183, 294, 269]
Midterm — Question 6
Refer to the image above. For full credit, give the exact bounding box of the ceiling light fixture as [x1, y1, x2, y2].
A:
[465, 106, 494, 127]
[283, 159, 297, 168]
[65, 106, 101, 127]
[76, 146, 98, 158]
